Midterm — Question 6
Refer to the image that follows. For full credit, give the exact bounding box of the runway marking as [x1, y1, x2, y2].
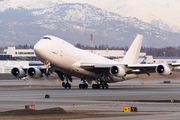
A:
[144, 117, 180, 120]
[61, 104, 106, 108]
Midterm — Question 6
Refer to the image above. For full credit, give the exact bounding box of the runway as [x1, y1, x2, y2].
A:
[0, 79, 180, 119]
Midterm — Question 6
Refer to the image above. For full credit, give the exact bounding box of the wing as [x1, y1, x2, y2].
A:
[80, 63, 121, 73]
[5, 61, 47, 70]
[5, 61, 48, 78]
[80, 62, 180, 76]
[5, 61, 30, 69]
[127, 63, 180, 73]
[126, 64, 159, 75]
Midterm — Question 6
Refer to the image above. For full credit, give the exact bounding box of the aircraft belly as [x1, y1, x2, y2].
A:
[105, 76, 124, 83]
[70, 68, 98, 78]
[106, 74, 138, 83]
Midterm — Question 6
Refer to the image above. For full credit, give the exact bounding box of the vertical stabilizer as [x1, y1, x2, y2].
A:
[121, 34, 143, 64]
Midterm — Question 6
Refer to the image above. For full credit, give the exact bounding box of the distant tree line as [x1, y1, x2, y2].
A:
[0, 43, 180, 57]
[141, 46, 180, 57]
[75, 43, 180, 57]
[75, 43, 129, 51]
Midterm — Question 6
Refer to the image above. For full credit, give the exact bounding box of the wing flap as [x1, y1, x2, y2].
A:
[80, 63, 120, 73]
[80, 63, 119, 68]
[127, 64, 158, 69]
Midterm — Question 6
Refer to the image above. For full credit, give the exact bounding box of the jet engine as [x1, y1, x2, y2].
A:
[27, 67, 42, 79]
[11, 67, 26, 78]
[155, 64, 171, 76]
[110, 66, 126, 77]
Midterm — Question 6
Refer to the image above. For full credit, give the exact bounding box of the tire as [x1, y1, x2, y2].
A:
[102, 84, 104, 89]
[82, 84, 84, 89]
[68, 84, 71, 89]
[80, 84, 84, 89]
[66, 82, 69, 87]
[98, 84, 101, 89]
[79, 84, 81, 89]
[92, 84, 94, 89]
[94, 84, 97, 89]
[105, 84, 109, 89]
[62, 82, 65, 87]
[85, 84, 88, 89]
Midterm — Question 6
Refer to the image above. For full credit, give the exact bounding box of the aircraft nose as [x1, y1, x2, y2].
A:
[34, 41, 42, 57]
[34, 40, 46, 61]
[34, 39, 51, 62]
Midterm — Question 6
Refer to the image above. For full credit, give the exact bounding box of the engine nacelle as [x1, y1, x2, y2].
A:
[27, 67, 42, 79]
[155, 64, 172, 76]
[110, 65, 126, 77]
[11, 67, 26, 78]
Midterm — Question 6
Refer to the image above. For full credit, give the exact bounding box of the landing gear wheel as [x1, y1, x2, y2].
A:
[79, 84, 81, 89]
[66, 82, 71, 89]
[92, 84, 101, 89]
[101, 84, 104, 89]
[85, 84, 88, 89]
[92, 82, 108, 89]
[98, 84, 100, 89]
[79, 84, 83, 89]
[105, 84, 109, 89]
[68, 84, 71, 89]
[62, 82, 65, 87]
[63, 82, 71, 89]
[79, 84, 88, 89]
[92, 84, 95, 89]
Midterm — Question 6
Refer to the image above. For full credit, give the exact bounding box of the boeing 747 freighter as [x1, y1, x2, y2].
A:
[6, 34, 180, 89]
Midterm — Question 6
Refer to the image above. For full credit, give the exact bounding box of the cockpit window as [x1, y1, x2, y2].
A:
[42, 37, 51, 40]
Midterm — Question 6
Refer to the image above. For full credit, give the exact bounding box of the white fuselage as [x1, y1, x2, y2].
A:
[34, 35, 138, 82]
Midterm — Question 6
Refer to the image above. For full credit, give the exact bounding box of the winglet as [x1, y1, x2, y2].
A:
[121, 34, 143, 64]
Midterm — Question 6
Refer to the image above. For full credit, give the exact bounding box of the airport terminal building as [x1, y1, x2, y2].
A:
[1, 47, 180, 73]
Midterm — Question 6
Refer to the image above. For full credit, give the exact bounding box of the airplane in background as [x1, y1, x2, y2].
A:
[5, 34, 180, 89]
[139, 57, 147, 64]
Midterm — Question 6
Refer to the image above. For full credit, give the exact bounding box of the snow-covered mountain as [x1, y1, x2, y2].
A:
[0, 0, 64, 11]
[1, 0, 180, 33]
[0, 1, 180, 47]
[63, 0, 180, 33]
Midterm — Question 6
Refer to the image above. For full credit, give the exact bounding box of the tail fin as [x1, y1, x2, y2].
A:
[139, 56, 147, 64]
[121, 34, 143, 64]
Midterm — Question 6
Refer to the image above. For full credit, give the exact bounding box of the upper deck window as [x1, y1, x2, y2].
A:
[42, 37, 51, 40]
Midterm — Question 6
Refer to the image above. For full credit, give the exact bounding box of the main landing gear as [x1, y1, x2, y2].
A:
[92, 81, 109, 89]
[62, 81, 71, 89]
[79, 80, 88, 89]
[78, 79, 109, 89]
[62, 75, 72, 89]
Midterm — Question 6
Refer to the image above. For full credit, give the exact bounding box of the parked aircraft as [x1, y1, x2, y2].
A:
[6, 34, 180, 89]
[139, 57, 147, 64]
